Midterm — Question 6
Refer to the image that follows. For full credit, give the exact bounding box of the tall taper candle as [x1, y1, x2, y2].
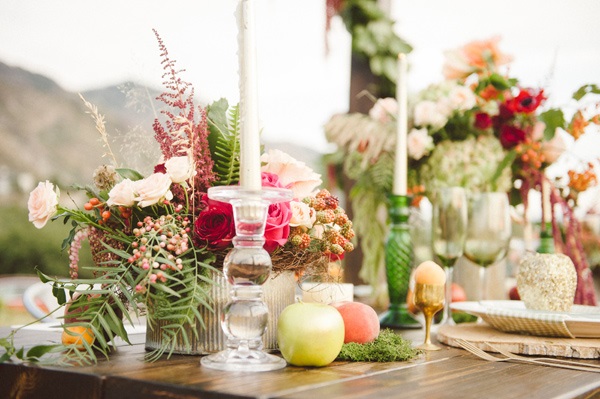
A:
[237, 0, 262, 190]
[393, 53, 408, 196]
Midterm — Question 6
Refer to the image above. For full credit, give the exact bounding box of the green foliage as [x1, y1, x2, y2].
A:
[538, 109, 565, 140]
[572, 83, 600, 101]
[347, 152, 393, 285]
[207, 98, 241, 186]
[338, 0, 412, 97]
[337, 329, 421, 362]
[0, 206, 92, 278]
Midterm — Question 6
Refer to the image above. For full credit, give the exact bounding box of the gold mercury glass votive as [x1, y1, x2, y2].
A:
[414, 283, 445, 351]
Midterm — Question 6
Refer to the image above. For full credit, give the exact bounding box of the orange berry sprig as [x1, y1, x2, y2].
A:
[568, 162, 598, 193]
[515, 139, 545, 169]
[83, 197, 114, 225]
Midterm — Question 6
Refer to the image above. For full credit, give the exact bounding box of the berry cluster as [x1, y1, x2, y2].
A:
[289, 189, 355, 258]
[515, 139, 545, 169]
[568, 162, 598, 193]
[127, 214, 192, 294]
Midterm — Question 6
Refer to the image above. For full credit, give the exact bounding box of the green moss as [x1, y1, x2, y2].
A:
[337, 329, 421, 362]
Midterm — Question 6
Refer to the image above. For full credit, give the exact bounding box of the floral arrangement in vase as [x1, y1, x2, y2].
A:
[1, 31, 355, 365]
[325, 36, 599, 305]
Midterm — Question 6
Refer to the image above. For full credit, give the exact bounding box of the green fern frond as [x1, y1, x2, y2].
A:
[207, 99, 241, 186]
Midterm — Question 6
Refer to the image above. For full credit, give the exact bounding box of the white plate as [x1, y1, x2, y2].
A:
[450, 300, 600, 338]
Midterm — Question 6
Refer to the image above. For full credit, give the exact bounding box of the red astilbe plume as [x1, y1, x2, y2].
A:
[152, 30, 215, 211]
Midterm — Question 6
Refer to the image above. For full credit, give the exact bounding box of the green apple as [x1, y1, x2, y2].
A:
[277, 302, 345, 367]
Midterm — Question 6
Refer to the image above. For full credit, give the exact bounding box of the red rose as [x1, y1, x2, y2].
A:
[194, 196, 235, 250]
[474, 112, 492, 130]
[505, 89, 545, 114]
[262, 171, 292, 252]
[499, 125, 526, 149]
[154, 163, 167, 174]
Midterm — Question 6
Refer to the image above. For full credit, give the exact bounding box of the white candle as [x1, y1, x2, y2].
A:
[237, 0, 262, 190]
[542, 179, 552, 223]
[393, 53, 408, 196]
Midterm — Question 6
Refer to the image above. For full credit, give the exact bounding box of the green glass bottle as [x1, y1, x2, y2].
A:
[537, 223, 555, 254]
[379, 195, 421, 329]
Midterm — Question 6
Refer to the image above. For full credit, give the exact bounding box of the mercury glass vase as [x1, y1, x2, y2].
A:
[200, 186, 292, 372]
[379, 195, 421, 329]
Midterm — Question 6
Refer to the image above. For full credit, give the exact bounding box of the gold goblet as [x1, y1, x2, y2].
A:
[414, 283, 445, 351]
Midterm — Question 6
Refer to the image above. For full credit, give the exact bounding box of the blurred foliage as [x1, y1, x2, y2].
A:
[0, 206, 92, 278]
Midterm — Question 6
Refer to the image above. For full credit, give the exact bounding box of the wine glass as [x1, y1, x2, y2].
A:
[463, 192, 512, 310]
[431, 187, 467, 326]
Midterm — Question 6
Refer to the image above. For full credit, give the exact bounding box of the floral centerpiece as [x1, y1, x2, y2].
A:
[325, 36, 598, 305]
[2, 32, 354, 365]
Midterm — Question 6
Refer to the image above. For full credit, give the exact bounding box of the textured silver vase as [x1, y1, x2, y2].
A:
[145, 270, 297, 355]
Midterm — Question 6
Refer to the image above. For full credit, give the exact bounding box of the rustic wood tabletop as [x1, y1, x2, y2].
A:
[2, 325, 600, 399]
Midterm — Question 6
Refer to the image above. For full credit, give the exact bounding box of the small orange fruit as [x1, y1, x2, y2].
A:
[61, 326, 95, 349]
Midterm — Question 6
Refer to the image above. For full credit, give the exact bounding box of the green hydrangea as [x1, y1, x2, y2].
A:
[419, 135, 512, 194]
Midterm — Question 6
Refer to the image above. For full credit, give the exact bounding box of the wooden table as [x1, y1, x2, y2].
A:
[1, 326, 600, 399]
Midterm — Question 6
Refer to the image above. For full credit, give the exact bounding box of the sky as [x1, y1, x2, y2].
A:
[1, 0, 599, 152]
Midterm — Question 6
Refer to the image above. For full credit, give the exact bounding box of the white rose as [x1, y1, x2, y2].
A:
[134, 173, 173, 207]
[407, 128, 434, 160]
[165, 156, 194, 184]
[368, 97, 398, 124]
[444, 85, 477, 112]
[289, 201, 316, 228]
[28, 180, 58, 229]
[107, 178, 136, 207]
[413, 100, 448, 129]
[261, 149, 322, 199]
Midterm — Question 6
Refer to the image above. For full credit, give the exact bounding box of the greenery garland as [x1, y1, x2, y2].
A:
[336, 0, 412, 97]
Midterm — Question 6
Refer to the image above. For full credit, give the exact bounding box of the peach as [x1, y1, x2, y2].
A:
[331, 301, 380, 344]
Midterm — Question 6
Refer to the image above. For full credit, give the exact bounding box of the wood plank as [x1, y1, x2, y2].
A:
[438, 323, 600, 359]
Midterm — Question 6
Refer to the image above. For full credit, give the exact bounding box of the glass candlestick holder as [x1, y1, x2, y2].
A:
[200, 186, 292, 372]
[379, 195, 421, 329]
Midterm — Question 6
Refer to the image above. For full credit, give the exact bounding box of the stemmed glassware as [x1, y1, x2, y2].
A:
[431, 187, 467, 326]
[463, 192, 512, 309]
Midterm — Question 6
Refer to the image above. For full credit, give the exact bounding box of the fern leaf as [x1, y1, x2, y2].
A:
[210, 103, 241, 186]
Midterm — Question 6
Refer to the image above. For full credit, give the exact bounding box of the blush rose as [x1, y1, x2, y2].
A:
[28, 180, 59, 228]
[134, 173, 173, 207]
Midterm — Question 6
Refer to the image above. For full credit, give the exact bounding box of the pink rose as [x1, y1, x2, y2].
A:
[264, 202, 292, 253]
[28, 180, 59, 228]
[194, 195, 235, 250]
[261, 171, 292, 252]
[261, 149, 322, 199]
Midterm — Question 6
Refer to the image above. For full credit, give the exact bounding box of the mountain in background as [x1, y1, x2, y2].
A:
[0, 61, 324, 205]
